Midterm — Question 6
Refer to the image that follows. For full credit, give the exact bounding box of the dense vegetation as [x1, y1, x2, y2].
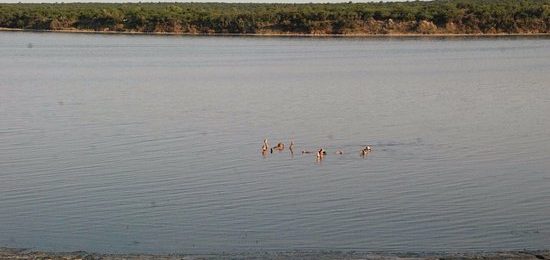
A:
[0, 0, 549, 35]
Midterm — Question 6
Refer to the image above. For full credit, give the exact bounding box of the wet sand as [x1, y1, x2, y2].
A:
[2, 248, 550, 260]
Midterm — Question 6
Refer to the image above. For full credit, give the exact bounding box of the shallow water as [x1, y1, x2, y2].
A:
[1, 32, 549, 254]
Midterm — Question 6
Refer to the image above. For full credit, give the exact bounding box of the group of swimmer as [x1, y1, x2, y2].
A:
[261, 138, 372, 159]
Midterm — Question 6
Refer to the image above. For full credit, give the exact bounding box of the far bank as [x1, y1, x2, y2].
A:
[1, 27, 549, 38]
[0, 1, 548, 36]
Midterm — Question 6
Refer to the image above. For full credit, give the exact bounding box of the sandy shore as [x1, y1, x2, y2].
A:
[1, 27, 549, 38]
[2, 248, 550, 260]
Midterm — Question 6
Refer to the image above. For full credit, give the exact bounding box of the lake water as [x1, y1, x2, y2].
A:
[1, 32, 549, 254]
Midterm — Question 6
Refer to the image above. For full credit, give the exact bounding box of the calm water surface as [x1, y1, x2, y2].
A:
[1, 32, 549, 254]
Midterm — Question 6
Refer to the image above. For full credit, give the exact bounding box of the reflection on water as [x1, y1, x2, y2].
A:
[0, 32, 549, 254]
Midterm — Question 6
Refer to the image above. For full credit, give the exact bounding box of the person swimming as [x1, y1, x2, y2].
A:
[317, 148, 326, 159]
[271, 142, 284, 153]
[361, 146, 372, 156]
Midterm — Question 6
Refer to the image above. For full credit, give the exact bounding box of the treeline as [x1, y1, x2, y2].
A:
[0, 0, 549, 35]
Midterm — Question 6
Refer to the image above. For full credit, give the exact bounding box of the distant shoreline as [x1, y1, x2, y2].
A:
[2, 1, 548, 37]
[1, 247, 550, 260]
[2, 28, 549, 38]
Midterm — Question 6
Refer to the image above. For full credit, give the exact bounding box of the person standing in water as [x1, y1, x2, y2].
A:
[261, 139, 269, 155]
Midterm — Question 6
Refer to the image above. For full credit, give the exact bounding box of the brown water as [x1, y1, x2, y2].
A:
[1, 32, 549, 254]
